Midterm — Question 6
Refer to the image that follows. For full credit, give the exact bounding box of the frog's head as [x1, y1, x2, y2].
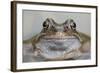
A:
[42, 18, 76, 35]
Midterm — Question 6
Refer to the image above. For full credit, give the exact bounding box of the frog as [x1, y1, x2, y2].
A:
[23, 18, 91, 61]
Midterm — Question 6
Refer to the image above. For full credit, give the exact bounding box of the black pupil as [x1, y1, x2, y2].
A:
[72, 23, 76, 28]
[43, 22, 48, 27]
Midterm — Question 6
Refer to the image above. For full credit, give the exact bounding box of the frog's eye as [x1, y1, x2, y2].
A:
[43, 18, 55, 28]
[66, 19, 76, 31]
[70, 22, 76, 31]
[43, 21, 49, 29]
[63, 20, 69, 31]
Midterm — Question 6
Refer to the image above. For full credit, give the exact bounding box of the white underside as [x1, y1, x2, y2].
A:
[36, 36, 81, 59]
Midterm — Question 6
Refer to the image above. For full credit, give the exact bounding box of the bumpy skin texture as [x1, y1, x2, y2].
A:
[23, 18, 90, 62]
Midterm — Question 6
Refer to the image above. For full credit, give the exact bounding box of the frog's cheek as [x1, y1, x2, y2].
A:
[79, 41, 91, 53]
[73, 33, 83, 43]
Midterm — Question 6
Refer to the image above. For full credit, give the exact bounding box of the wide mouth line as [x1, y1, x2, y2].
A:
[43, 36, 76, 39]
